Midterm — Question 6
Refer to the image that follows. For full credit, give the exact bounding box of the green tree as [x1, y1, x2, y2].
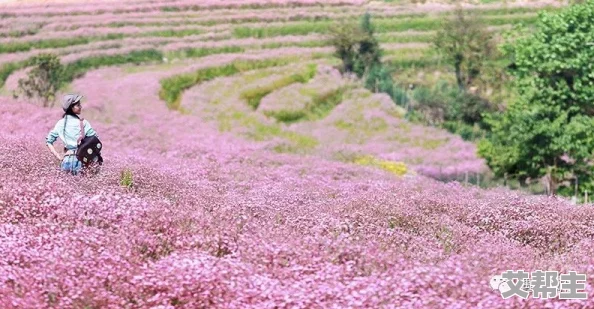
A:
[328, 21, 366, 74]
[14, 53, 63, 107]
[434, 6, 497, 92]
[328, 12, 409, 110]
[478, 1, 594, 196]
[353, 12, 382, 78]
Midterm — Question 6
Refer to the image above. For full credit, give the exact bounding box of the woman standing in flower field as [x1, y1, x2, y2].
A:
[46, 93, 102, 175]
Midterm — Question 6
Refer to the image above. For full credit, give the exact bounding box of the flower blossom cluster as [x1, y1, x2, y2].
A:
[1, 95, 593, 307]
[0, 0, 590, 307]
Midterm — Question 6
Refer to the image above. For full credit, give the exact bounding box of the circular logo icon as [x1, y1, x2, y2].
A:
[97, 143, 101, 149]
[87, 148, 93, 154]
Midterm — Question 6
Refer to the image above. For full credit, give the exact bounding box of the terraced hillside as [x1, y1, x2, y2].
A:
[2, 0, 593, 308]
[0, 0, 563, 179]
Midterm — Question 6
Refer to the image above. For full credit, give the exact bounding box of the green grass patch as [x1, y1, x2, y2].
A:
[377, 32, 435, 44]
[241, 69, 277, 84]
[389, 133, 447, 149]
[142, 28, 202, 37]
[0, 46, 246, 92]
[0, 1, 355, 17]
[61, 49, 164, 83]
[266, 86, 348, 123]
[374, 14, 538, 32]
[233, 22, 333, 38]
[217, 109, 318, 153]
[272, 131, 319, 153]
[119, 168, 135, 188]
[240, 63, 317, 109]
[160, 2, 356, 12]
[0, 4, 559, 30]
[0, 28, 203, 54]
[164, 45, 243, 59]
[305, 86, 348, 121]
[96, 6, 552, 31]
[160, 56, 317, 110]
[335, 116, 389, 135]
[440, 6, 557, 16]
[265, 109, 308, 123]
[385, 57, 442, 69]
[0, 60, 28, 88]
[1, 27, 41, 38]
[61, 46, 245, 86]
[382, 47, 442, 69]
[0, 34, 124, 54]
[260, 40, 329, 49]
[233, 12, 539, 38]
[382, 47, 433, 57]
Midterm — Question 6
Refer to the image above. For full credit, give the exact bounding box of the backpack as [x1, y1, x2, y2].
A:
[75, 118, 103, 166]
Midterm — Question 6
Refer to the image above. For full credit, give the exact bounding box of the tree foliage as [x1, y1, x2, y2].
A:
[14, 53, 63, 107]
[434, 7, 498, 92]
[328, 21, 366, 74]
[353, 12, 383, 78]
[411, 81, 495, 127]
[478, 1, 594, 196]
[328, 12, 409, 109]
[329, 12, 383, 77]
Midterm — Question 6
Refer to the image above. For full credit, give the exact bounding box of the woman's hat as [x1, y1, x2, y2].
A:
[62, 94, 83, 112]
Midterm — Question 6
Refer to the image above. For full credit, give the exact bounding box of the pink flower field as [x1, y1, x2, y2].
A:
[0, 0, 592, 308]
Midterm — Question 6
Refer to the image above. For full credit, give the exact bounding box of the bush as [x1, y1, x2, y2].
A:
[327, 21, 366, 73]
[408, 80, 495, 140]
[329, 12, 411, 116]
[410, 81, 495, 126]
[353, 12, 382, 78]
[410, 85, 447, 125]
[442, 121, 486, 141]
[433, 7, 498, 91]
[13, 53, 63, 107]
[364, 65, 409, 105]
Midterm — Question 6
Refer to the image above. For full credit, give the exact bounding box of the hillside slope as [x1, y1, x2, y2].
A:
[1, 0, 592, 307]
